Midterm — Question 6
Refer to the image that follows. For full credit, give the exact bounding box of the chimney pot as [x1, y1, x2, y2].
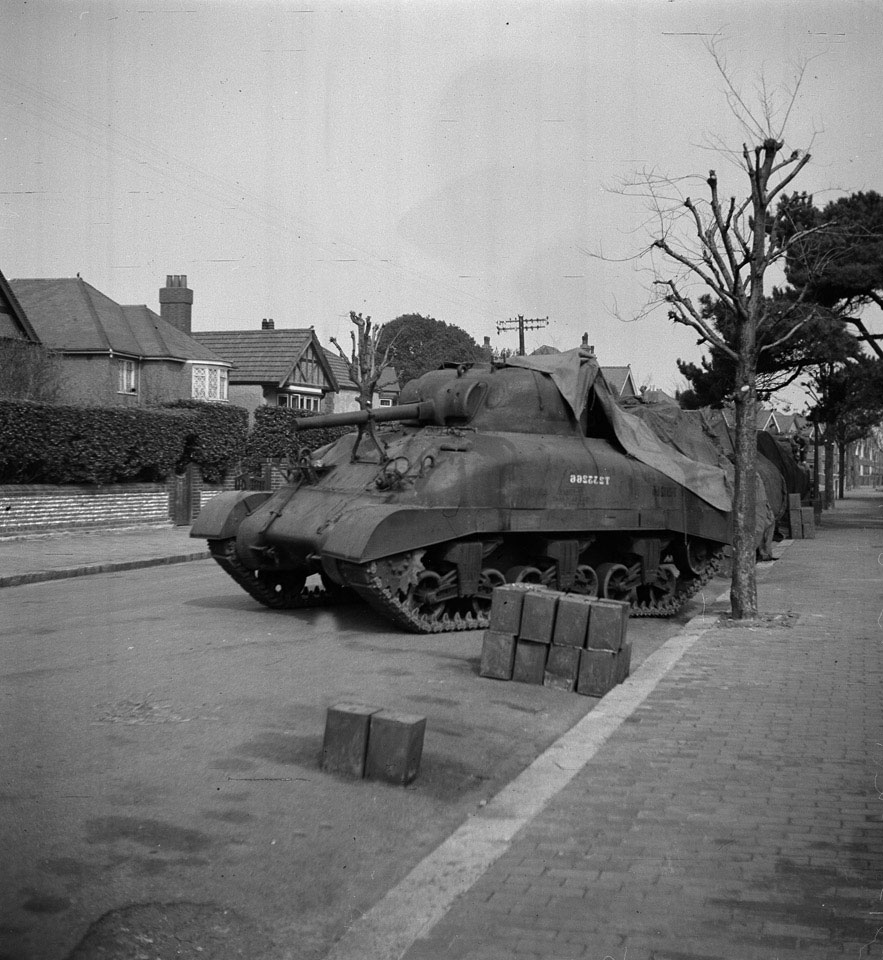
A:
[159, 274, 193, 334]
[262, 318, 275, 330]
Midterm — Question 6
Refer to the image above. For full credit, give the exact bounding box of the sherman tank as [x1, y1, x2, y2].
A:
[192, 348, 736, 633]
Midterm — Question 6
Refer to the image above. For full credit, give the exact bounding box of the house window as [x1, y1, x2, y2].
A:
[192, 365, 228, 401]
[278, 393, 321, 412]
[118, 359, 138, 394]
[379, 397, 393, 407]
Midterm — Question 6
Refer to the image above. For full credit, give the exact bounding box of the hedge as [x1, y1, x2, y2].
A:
[0, 399, 248, 485]
[162, 400, 248, 484]
[244, 407, 354, 474]
[0, 400, 189, 484]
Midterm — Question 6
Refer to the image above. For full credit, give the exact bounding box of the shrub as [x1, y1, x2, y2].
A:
[161, 400, 248, 484]
[244, 407, 353, 474]
[0, 400, 189, 484]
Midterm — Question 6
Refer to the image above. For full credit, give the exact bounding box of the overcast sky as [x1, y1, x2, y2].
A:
[3, 0, 882, 397]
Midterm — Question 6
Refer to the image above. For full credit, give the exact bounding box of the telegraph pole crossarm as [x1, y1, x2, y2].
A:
[496, 315, 549, 355]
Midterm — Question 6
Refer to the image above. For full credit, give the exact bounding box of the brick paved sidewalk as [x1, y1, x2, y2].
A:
[389, 493, 883, 960]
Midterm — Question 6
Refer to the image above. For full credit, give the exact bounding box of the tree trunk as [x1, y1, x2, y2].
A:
[730, 358, 758, 619]
[838, 442, 847, 499]
[824, 428, 835, 509]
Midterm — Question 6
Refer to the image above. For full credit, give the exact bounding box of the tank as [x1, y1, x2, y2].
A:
[191, 349, 735, 633]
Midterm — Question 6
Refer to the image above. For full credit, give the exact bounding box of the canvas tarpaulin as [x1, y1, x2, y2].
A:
[504, 349, 733, 513]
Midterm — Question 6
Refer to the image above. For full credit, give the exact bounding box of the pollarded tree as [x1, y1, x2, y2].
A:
[329, 311, 395, 412]
[633, 53, 823, 619]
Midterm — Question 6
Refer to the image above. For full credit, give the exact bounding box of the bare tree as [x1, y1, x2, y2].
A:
[631, 50, 818, 618]
[329, 311, 396, 412]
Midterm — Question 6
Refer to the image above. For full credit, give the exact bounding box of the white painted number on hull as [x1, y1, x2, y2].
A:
[570, 474, 611, 485]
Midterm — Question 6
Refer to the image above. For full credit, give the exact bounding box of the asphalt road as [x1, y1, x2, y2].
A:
[1, 558, 728, 960]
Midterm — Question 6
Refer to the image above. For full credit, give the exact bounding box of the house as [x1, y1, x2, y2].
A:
[6, 273, 230, 406]
[0, 268, 39, 342]
[193, 319, 342, 420]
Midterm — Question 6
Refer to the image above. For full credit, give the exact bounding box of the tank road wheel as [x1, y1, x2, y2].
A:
[471, 567, 506, 618]
[404, 571, 447, 622]
[596, 562, 638, 604]
[506, 565, 544, 585]
[247, 569, 307, 609]
[572, 564, 599, 597]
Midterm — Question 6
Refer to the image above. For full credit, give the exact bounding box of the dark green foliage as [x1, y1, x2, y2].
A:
[780, 191, 883, 307]
[245, 407, 354, 473]
[377, 314, 487, 387]
[677, 292, 860, 408]
[161, 400, 248, 484]
[0, 400, 189, 484]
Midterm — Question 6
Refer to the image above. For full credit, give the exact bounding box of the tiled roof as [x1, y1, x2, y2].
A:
[194, 329, 338, 388]
[10, 278, 225, 363]
[322, 347, 400, 392]
[602, 365, 635, 397]
[0, 268, 39, 342]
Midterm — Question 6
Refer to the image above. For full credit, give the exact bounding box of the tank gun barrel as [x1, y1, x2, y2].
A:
[292, 401, 436, 431]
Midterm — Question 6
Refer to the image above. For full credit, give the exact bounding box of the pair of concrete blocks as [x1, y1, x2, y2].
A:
[479, 584, 631, 697]
[787, 494, 816, 539]
[321, 703, 426, 785]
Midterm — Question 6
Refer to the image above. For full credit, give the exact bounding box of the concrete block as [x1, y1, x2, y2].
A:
[577, 648, 619, 698]
[512, 640, 548, 685]
[587, 599, 628, 651]
[614, 641, 632, 685]
[518, 589, 558, 643]
[787, 493, 802, 510]
[479, 630, 517, 680]
[321, 703, 380, 778]
[800, 507, 816, 539]
[788, 508, 803, 539]
[365, 710, 426, 786]
[489, 585, 527, 634]
[544, 645, 581, 692]
[552, 594, 592, 647]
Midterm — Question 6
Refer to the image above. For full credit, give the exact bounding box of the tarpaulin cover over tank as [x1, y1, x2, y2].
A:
[504, 349, 734, 513]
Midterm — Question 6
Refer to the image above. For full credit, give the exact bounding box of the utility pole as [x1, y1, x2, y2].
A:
[496, 315, 549, 356]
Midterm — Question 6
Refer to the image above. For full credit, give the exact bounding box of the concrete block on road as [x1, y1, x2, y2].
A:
[518, 589, 558, 643]
[512, 640, 548, 685]
[552, 594, 591, 647]
[321, 703, 380, 778]
[577, 648, 619, 698]
[789, 508, 803, 539]
[544, 645, 581, 692]
[479, 630, 517, 680]
[365, 710, 427, 786]
[587, 599, 629, 651]
[489, 585, 527, 634]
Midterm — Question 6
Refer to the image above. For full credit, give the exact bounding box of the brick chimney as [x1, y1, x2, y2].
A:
[159, 275, 193, 334]
[262, 318, 275, 330]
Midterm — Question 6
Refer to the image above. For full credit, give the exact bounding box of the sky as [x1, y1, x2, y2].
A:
[3, 0, 883, 401]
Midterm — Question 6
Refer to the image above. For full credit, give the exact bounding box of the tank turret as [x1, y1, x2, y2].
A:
[192, 350, 747, 632]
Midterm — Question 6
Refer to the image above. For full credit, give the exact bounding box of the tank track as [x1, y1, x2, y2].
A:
[207, 539, 342, 610]
[342, 561, 487, 633]
[629, 551, 724, 618]
[341, 550, 726, 633]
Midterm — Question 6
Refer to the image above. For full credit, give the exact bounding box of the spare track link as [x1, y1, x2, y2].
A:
[208, 538, 339, 610]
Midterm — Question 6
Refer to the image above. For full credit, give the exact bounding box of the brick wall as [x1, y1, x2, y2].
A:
[0, 484, 172, 535]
